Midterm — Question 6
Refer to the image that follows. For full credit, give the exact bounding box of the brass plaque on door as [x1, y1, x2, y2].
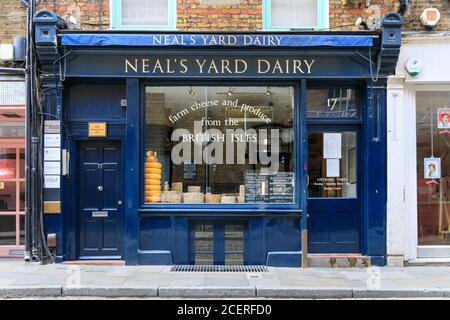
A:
[92, 211, 108, 217]
[44, 201, 61, 214]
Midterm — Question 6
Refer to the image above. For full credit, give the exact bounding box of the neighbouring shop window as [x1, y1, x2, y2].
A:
[0, 147, 25, 246]
[0, 86, 25, 251]
[307, 88, 358, 118]
[416, 91, 450, 246]
[112, 0, 176, 30]
[263, 0, 328, 30]
[145, 86, 295, 204]
[308, 132, 357, 198]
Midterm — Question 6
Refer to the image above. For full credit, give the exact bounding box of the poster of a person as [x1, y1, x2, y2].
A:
[437, 109, 450, 129]
[424, 157, 441, 179]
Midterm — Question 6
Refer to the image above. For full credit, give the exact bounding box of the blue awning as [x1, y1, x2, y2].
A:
[61, 33, 374, 48]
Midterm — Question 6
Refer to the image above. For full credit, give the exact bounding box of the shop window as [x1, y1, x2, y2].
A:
[111, 0, 176, 30]
[308, 132, 357, 198]
[0, 88, 25, 254]
[144, 86, 295, 205]
[307, 88, 358, 119]
[0, 148, 25, 248]
[416, 91, 450, 246]
[263, 0, 328, 30]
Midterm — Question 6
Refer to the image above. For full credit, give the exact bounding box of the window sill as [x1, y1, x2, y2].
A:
[111, 26, 178, 31]
[138, 205, 302, 217]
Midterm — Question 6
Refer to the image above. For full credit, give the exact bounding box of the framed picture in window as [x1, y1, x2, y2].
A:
[424, 157, 441, 179]
[437, 108, 450, 129]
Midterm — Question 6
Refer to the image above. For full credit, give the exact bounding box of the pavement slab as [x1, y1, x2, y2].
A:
[0, 259, 449, 298]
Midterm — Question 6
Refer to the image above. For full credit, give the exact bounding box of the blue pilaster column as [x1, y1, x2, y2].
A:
[124, 78, 140, 265]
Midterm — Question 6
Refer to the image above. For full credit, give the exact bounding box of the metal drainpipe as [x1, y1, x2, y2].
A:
[23, 0, 31, 263]
[29, 0, 40, 263]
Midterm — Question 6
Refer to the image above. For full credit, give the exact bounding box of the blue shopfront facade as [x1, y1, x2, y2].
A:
[34, 10, 402, 267]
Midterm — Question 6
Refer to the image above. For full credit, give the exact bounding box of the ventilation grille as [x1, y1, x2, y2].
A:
[170, 265, 269, 272]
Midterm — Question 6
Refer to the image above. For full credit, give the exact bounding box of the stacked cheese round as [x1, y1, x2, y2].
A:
[145, 151, 162, 203]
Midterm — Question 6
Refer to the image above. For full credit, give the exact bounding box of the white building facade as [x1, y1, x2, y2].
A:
[387, 32, 450, 266]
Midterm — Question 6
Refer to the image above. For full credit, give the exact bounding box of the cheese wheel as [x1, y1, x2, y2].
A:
[145, 167, 162, 175]
[145, 185, 161, 191]
[145, 173, 161, 180]
[145, 178, 161, 186]
[146, 196, 161, 203]
[145, 162, 162, 169]
[146, 190, 161, 196]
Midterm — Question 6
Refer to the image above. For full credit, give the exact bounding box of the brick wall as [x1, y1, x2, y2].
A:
[0, 0, 26, 45]
[403, 0, 450, 31]
[30, 0, 450, 32]
[177, 0, 262, 31]
[36, 0, 110, 30]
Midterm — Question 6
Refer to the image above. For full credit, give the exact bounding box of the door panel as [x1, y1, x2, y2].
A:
[103, 168, 119, 209]
[307, 129, 361, 253]
[78, 140, 122, 258]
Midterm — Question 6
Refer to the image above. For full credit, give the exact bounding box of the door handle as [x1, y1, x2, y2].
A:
[98, 186, 103, 192]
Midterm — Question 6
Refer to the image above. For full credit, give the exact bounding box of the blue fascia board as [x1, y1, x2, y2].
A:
[60, 33, 374, 48]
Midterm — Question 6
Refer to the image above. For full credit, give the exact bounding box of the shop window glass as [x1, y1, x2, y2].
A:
[0, 215, 16, 245]
[263, 0, 328, 30]
[19, 149, 25, 178]
[19, 181, 25, 211]
[308, 132, 357, 198]
[145, 86, 295, 205]
[19, 215, 24, 245]
[0, 182, 17, 212]
[307, 88, 358, 118]
[0, 146, 25, 249]
[416, 91, 450, 245]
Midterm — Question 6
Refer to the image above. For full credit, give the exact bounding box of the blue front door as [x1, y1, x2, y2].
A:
[307, 127, 361, 253]
[78, 140, 123, 259]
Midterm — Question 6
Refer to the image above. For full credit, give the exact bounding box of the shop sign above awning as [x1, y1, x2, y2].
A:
[61, 33, 374, 48]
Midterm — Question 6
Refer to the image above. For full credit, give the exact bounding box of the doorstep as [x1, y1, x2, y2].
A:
[405, 258, 450, 266]
[307, 254, 371, 267]
[61, 260, 125, 266]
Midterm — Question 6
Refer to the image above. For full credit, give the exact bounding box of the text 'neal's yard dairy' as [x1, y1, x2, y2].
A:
[124, 58, 316, 75]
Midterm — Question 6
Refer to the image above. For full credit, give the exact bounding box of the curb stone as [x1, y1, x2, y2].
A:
[0, 286, 62, 298]
[352, 289, 446, 298]
[1, 285, 450, 299]
[158, 286, 256, 298]
[257, 287, 353, 299]
[62, 285, 158, 297]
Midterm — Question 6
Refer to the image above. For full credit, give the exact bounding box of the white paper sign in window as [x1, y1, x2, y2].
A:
[323, 133, 342, 159]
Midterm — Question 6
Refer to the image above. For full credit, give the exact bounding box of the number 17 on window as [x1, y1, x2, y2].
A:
[327, 98, 338, 110]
